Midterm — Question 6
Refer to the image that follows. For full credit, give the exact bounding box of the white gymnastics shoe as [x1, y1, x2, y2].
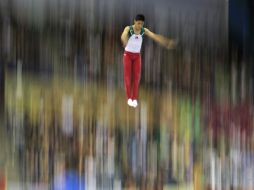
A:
[132, 100, 138, 108]
[127, 99, 133, 107]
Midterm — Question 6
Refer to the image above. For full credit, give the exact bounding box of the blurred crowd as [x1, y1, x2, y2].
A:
[3, 66, 254, 189]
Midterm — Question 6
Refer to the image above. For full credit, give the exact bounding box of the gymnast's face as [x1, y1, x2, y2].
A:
[134, 20, 144, 30]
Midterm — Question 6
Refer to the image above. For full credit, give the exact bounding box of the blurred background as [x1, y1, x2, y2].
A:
[0, 0, 254, 189]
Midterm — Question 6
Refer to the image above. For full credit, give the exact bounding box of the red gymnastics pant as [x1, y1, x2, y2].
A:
[123, 51, 141, 100]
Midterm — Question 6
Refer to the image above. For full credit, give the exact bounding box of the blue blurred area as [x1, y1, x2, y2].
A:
[229, 0, 252, 52]
[53, 170, 85, 190]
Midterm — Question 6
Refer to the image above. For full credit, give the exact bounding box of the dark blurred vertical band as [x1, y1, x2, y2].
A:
[0, 61, 4, 116]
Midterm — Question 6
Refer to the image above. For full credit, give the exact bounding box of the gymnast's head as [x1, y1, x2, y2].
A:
[134, 14, 145, 30]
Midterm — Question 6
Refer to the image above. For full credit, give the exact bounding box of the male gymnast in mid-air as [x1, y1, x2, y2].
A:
[121, 14, 177, 108]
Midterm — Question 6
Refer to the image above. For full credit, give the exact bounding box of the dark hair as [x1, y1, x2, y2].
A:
[135, 14, 145, 22]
